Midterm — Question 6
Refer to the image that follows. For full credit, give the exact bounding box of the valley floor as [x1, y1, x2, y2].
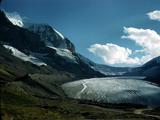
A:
[1, 86, 160, 120]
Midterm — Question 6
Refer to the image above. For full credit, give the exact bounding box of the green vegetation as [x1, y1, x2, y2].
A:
[1, 80, 160, 120]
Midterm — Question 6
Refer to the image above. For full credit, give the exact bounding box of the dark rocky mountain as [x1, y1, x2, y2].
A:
[125, 56, 160, 84]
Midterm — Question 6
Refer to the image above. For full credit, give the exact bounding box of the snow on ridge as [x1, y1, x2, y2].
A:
[24, 23, 65, 40]
[5, 12, 24, 27]
[3, 45, 47, 66]
[46, 40, 77, 63]
[53, 28, 65, 39]
[47, 46, 77, 63]
[25, 23, 67, 49]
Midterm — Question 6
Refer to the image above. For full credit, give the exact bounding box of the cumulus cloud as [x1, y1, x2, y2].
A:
[122, 27, 160, 58]
[147, 10, 160, 21]
[88, 27, 160, 66]
[90, 10, 160, 66]
[5, 11, 24, 27]
[88, 43, 140, 65]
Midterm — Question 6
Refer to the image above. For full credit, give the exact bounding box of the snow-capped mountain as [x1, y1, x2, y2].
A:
[0, 10, 104, 78]
[2, 10, 159, 80]
[5, 11, 24, 27]
[0, 10, 133, 77]
[24, 23, 75, 52]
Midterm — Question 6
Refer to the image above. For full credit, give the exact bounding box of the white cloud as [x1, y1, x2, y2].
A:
[88, 27, 160, 66]
[122, 27, 160, 58]
[89, 11, 160, 66]
[88, 43, 140, 66]
[147, 10, 160, 21]
[5, 11, 24, 27]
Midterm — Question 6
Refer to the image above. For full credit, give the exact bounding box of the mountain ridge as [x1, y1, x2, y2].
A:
[124, 56, 160, 84]
[0, 10, 105, 82]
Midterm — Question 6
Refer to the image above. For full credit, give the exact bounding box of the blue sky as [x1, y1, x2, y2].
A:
[2, 0, 160, 66]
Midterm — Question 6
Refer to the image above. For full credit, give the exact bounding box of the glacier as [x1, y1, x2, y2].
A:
[3, 45, 47, 66]
[62, 77, 160, 107]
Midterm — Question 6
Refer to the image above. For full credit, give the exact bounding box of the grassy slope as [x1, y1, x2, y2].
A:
[2, 83, 159, 120]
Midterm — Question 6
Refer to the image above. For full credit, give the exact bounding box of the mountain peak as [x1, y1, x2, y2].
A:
[5, 11, 24, 27]
[0, 10, 13, 25]
[24, 23, 75, 52]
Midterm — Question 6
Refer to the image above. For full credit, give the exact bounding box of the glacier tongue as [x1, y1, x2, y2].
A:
[62, 77, 160, 107]
[3, 45, 47, 66]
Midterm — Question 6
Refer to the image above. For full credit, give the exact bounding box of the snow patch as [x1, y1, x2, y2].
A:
[5, 12, 24, 27]
[48, 46, 77, 63]
[3, 45, 47, 66]
[53, 28, 64, 39]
